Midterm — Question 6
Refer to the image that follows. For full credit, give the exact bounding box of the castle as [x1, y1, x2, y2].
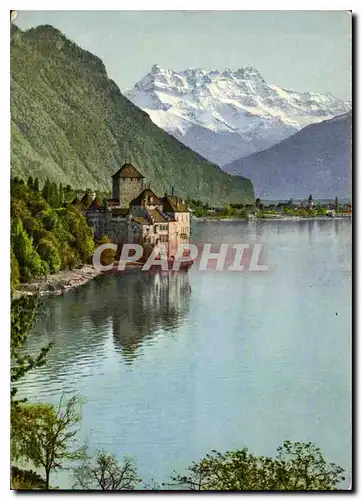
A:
[76, 162, 190, 257]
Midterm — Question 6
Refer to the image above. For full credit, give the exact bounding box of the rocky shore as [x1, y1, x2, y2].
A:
[13, 265, 102, 299]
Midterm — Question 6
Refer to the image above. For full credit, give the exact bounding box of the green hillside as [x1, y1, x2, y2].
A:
[11, 24, 254, 205]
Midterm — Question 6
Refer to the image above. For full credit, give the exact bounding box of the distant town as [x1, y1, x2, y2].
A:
[187, 194, 352, 221]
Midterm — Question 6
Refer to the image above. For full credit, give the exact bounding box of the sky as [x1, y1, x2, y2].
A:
[14, 10, 352, 100]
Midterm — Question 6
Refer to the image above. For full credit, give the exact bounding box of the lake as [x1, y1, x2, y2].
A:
[16, 219, 352, 489]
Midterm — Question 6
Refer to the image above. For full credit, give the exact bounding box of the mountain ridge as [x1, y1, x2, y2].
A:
[11, 24, 254, 205]
[224, 111, 352, 200]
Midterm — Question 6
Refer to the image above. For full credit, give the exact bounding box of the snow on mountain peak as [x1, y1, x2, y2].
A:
[126, 64, 352, 165]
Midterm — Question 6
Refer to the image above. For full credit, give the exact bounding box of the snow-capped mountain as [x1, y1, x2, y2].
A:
[126, 64, 351, 165]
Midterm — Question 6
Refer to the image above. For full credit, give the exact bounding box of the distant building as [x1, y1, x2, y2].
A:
[80, 162, 190, 257]
[308, 193, 313, 209]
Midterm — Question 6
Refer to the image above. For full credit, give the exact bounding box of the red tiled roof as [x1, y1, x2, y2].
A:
[130, 188, 161, 206]
[149, 209, 168, 223]
[132, 216, 150, 225]
[162, 195, 189, 213]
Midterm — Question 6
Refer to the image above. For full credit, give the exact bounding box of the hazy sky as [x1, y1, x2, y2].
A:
[15, 10, 352, 100]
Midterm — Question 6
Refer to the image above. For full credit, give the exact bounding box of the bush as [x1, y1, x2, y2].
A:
[11, 466, 46, 490]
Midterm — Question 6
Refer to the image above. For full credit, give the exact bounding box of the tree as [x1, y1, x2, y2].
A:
[27, 176, 34, 190]
[12, 217, 49, 280]
[274, 441, 345, 490]
[335, 197, 339, 212]
[11, 296, 52, 404]
[10, 245, 20, 291]
[58, 205, 95, 262]
[13, 395, 85, 489]
[37, 237, 62, 273]
[33, 177, 40, 193]
[58, 182, 64, 205]
[170, 441, 345, 491]
[42, 178, 51, 202]
[11, 296, 53, 466]
[73, 449, 141, 490]
[49, 182, 59, 207]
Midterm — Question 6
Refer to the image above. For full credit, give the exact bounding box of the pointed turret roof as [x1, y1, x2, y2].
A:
[112, 162, 144, 179]
[71, 197, 83, 210]
[87, 197, 103, 210]
[81, 193, 93, 209]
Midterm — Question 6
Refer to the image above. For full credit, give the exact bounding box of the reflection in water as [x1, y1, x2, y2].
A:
[20, 270, 191, 372]
[16, 220, 351, 489]
[110, 271, 191, 363]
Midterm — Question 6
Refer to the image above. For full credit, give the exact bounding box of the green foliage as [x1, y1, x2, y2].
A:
[11, 296, 53, 471]
[12, 395, 85, 489]
[188, 199, 250, 219]
[11, 177, 95, 281]
[11, 297, 52, 404]
[316, 207, 327, 216]
[37, 237, 62, 273]
[11, 466, 46, 490]
[283, 207, 313, 218]
[12, 217, 49, 280]
[41, 179, 64, 207]
[170, 441, 345, 491]
[219, 205, 248, 219]
[58, 205, 95, 263]
[73, 449, 141, 490]
[10, 245, 20, 291]
[274, 441, 345, 490]
[11, 25, 254, 205]
[188, 199, 209, 217]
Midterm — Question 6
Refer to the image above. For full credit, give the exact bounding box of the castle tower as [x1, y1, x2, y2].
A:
[112, 162, 145, 208]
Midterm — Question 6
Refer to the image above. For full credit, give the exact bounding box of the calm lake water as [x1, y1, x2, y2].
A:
[16, 219, 352, 489]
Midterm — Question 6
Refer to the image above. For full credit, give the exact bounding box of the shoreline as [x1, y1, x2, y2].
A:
[12, 215, 351, 299]
[12, 265, 102, 300]
[192, 215, 351, 222]
[12, 262, 147, 300]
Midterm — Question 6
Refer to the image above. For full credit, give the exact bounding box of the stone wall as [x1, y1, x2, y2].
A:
[118, 178, 144, 208]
